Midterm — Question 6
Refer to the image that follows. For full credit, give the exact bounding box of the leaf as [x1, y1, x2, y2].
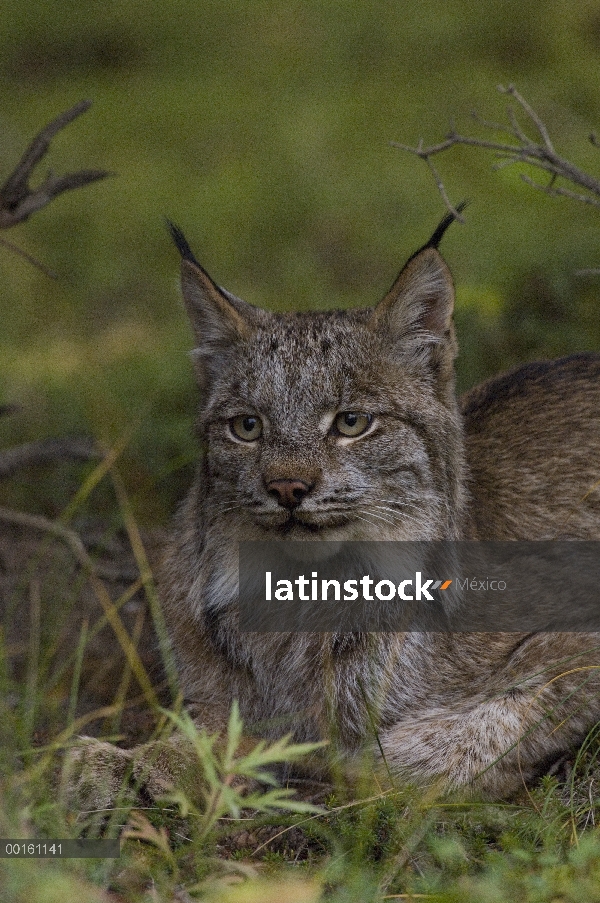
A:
[121, 809, 172, 857]
[224, 700, 244, 770]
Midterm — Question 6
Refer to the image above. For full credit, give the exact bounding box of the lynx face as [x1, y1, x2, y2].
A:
[199, 312, 450, 543]
[173, 223, 466, 545]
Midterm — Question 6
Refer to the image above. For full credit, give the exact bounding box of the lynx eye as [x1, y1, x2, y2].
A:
[334, 411, 372, 438]
[230, 415, 263, 442]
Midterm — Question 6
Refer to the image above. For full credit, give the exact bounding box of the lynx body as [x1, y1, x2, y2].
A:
[158, 220, 600, 796]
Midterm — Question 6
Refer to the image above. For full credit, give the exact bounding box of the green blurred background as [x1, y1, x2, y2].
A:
[2, 0, 600, 523]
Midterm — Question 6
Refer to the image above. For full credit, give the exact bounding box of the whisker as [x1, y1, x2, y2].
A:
[358, 509, 397, 526]
[369, 497, 422, 512]
[360, 508, 421, 528]
[370, 504, 405, 516]
[354, 513, 384, 528]
[370, 505, 420, 521]
[370, 502, 424, 520]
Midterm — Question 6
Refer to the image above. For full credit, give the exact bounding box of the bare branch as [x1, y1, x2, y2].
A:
[423, 155, 466, 222]
[393, 86, 600, 214]
[470, 109, 514, 137]
[0, 437, 100, 480]
[506, 104, 531, 146]
[0, 100, 112, 230]
[500, 84, 556, 154]
[0, 235, 57, 278]
[519, 173, 600, 209]
[1, 100, 92, 198]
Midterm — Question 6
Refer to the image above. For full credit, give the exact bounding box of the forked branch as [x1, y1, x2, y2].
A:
[392, 84, 600, 217]
[0, 100, 112, 274]
[0, 99, 110, 229]
[0, 102, 112, 448]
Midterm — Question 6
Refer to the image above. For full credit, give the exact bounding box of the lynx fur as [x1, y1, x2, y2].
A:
[71, 214, 600, 805]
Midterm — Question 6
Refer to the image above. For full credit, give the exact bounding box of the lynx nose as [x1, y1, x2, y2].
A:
[266, 479, 311, 509]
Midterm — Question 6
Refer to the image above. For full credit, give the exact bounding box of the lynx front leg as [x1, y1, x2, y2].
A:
[380, 693, 576, 797]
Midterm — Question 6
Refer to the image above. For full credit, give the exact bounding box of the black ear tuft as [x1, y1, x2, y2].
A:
[165, 219, 201, 267]
[425, 201, 468, 251]
[398, 202, 468, 272]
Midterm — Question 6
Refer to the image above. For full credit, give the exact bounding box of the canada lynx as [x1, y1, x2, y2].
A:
[74, 214, 600, 804]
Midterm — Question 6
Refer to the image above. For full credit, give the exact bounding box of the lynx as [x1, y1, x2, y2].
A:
[72, 213, 600, 806]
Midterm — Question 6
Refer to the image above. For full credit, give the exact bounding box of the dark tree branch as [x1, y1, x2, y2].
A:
[0, 104, 112, 471]
[0, 99, 112, 230]
[392, 84, 600, 216]
[0, 437, 101, 480]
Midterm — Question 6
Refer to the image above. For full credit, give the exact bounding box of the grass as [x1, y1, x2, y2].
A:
[2, 449, 600, 902]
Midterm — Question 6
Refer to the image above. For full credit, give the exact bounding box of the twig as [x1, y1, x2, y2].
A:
[0, 100, 112, 276]
[0, 436, 100, 479]
[422, 152, 465, 222]
[392, 84, 600, 216]
[0, 99, 111, 229]
[500, 84, 555, 152]
[0, 235, 58, 278]
[520, 174, 600, 209]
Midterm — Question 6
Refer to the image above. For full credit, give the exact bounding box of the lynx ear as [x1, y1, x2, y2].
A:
[370, 245, 456, 372]
[180, 258, 253, 348]
[168, 222, 259, 385]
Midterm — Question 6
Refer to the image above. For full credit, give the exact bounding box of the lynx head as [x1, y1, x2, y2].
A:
[170, 212, 465, 544]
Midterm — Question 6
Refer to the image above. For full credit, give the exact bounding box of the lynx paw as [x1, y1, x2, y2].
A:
[65, 737, 136, 810]
[64, 736, 186, 811]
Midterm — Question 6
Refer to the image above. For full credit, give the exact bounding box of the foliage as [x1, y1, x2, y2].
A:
[161, 704, 324, 837]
